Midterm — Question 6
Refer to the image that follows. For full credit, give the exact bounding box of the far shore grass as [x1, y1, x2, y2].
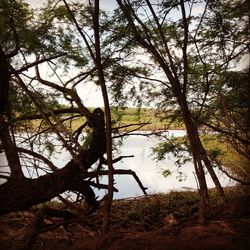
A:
[28, 107, 185, 132]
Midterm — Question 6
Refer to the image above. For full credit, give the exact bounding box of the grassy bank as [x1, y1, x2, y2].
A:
[1, 186, 250, 250]
[27, 107, 184, 133]
[28, 186, 250, 229]
[108, 107, 184, 131]
[201, 135, 250, 181]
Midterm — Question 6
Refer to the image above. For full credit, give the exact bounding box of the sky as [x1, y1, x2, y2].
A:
[23, 0, 202, 108]
[23, 0, 249, 107]
[24, 0, 120, 107]
[25, 0, 118, 11]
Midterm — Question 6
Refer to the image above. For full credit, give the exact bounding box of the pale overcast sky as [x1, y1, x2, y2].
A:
[24, 0, 118, 107]
[21, 1, 207, 108]
[22, 1, 248, 108]
[25, 0, 118, 11]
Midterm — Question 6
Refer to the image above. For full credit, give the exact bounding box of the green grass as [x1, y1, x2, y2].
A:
[109, 107, 184, 131]
[201, 134, 250, 180]
[26, 107, 184, 133]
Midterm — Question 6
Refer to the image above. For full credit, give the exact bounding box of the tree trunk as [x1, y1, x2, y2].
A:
[0, 115, 24, 181]
[0, 46, 24, 181]
[199, 145, 227, 201]
[180, 99, 210, 223]
[178, 94, 226, 222]
[92, 0, 114, 233]
[116, 0, 227, 221]
[0, 154, 97, 215]
[181, 100, 226, 201]
[0, 46, 10, 113]
[0, 108, 106, 215]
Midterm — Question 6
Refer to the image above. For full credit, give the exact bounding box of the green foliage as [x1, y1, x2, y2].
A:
[201, 69, 250, 161]
[162, 169, 171, 178]
[152, 136, 190, 161]
[44, 140, 56, 157]
[0, 0, 32, 54]
[209, 147, 223, 159]
[81, 133, 93, 150]
[8, 81, 61, 117]
[152, 135, 193, 181]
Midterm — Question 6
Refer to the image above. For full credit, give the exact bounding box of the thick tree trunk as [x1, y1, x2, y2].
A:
[0, 35, 107, 216]
[0, 152, 97, 215]
[0, 109, 106, 216]
[0, 46, 24, 181]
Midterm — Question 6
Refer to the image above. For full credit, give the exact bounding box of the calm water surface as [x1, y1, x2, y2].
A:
[0, 130, 235, 199]
[93, 131, 234, 199]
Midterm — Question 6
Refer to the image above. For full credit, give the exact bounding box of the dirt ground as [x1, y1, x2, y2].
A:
[1, 187, 250, 250]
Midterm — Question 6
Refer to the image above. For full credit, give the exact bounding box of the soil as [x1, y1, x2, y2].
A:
[1, 186, 250, 250]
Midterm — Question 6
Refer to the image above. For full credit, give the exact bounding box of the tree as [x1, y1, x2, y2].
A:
[191, 0, 250, 182]
[0, 0, 147, 231]
[108, 0, 248, 222]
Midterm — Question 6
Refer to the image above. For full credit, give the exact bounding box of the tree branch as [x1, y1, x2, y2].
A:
[87, 169, 148, 195]
[180, 0, 189, 94]
[14, 53, 67, 74]
[11, 107, 80, 123]
[17, 147, 58, 172]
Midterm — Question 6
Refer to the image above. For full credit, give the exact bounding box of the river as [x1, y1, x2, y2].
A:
[0, 130, 235, 199]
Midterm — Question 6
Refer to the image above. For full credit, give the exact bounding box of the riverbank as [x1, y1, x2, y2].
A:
[1, 185, 250, 250]
[22, 107, 184, 133]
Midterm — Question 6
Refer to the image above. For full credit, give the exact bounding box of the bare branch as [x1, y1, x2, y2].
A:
[11, 107, 80, 123]
[180, 0, 189, 94]
[17, 147, 58, 172]
[14, 53, 67, 74]
[88, 181, 119, 192]
[87, 169, 148, 195]
[209, 155, 250, 185]
[112, 122, 151, 139]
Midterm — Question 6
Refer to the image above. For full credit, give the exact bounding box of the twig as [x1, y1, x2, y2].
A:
[101, 155, 134, 165]
[14, 53, 66, 74]
[88, 181, 119, 192]
[17, 147, 58, 172]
